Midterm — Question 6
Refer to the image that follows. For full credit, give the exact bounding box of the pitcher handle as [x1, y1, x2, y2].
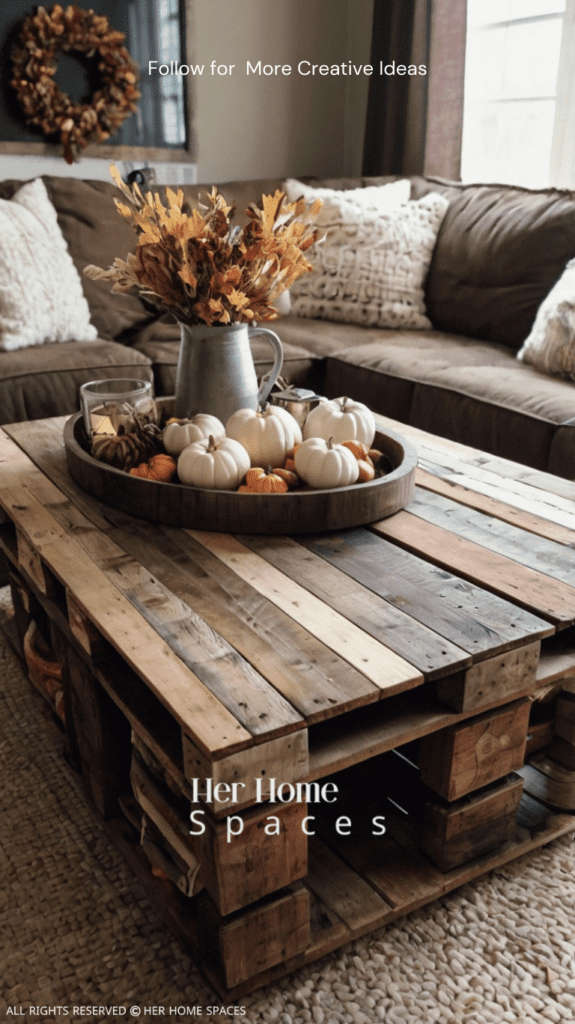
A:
[249, 327, 284, 405]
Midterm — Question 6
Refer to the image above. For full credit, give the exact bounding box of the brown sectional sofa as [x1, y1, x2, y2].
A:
[1, 172, 574, 478]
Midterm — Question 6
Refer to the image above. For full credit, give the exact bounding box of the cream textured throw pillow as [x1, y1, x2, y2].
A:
[0, 178, 97, 351]
[516, 259, 575, 375]
[290, 191, 449, 330]
[283, 177, 411, 229]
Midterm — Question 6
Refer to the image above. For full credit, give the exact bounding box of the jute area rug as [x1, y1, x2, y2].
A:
[1, 586, 575, 1024]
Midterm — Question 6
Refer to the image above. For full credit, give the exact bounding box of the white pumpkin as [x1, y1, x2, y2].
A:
[226, 404, 302, 467]
[294, 436, 359, 489]
[303, 396, 376, 447]
[177, 435, 250, 490]
[163, 414, 225, 456]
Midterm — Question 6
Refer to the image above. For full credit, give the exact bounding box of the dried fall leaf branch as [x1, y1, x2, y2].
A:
[84, 166, 323, 325]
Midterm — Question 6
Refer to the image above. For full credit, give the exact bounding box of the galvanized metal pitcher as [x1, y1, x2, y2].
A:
[173, 321, 284, 424]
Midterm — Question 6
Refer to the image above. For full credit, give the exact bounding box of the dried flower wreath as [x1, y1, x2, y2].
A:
[84, 166, 324, 326]
[10, 4, 140, 164]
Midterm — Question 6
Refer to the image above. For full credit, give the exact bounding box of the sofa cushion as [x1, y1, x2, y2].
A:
[0, 339, 153, 426]
[42, 177, 153, 342]
[323, 327, 575, 474]
[426, 182, 575, 350]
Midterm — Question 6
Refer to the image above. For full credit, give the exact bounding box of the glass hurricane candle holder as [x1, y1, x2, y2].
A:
[80, 378, 154, 437]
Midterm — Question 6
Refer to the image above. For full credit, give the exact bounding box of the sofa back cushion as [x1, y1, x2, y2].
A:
[424, 181, 575, 349]
[42, 177, 154, 342]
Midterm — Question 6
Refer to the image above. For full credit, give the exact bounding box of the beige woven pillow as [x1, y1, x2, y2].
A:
[291, 191, 449, 331]
[0, 177, 97, 351]
[517, 259, 575, 375]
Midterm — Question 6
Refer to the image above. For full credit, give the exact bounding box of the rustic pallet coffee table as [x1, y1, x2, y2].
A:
[1, 413, 575, 1000]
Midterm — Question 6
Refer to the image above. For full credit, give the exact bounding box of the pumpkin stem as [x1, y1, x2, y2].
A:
[327, 436, 334, 449]
[207, 434, 217, 452]
[341, 397, 348, 410]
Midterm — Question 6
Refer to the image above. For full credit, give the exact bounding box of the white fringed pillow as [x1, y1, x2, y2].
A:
[516, 259, 575, 376]
[290, 191, 449, 331]
[0, 178, 97, 351]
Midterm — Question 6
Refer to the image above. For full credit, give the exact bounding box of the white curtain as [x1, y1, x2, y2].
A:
[549, 0, 575, 187]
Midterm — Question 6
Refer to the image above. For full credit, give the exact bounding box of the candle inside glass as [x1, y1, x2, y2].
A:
[80, 379, 154, 437]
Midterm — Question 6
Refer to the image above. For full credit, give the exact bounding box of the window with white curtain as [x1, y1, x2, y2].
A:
[461, 0, 570, 188]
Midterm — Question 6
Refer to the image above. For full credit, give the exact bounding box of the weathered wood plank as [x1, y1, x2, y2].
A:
[306, 681, 541, 783]
[2, 419, 115, 532]
[1, 433, 304, 740]
[407, 488, 575, 587]
[374, 414, 575, 506]
[238, 533, 472, 681]
[305, 838, 391, 930]
[187, 530, 424, 696]
[0, 461, 249, 758]
[416, 465, 575, 543]
[113, 521, 383, 721]
[371, 512, 575, 628]
[301, 529, 552, 657]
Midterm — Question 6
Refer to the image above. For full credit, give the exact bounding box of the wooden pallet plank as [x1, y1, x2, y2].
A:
[45, 498, 303, 739]
[306, 681, 540, 783]
[301, 529, 552, 657]
[371, 512, 575, 628]
[108, 521, 381, 722]
[416, 466, 575, 544]
[238, 533, 472, 680]
[187, 530, 424, 696]
[0, 431, 306, 741]
[2, 420, 115, 532]
[407, 488, 575, 587]
[0, 481, 249, 759]
[416, 455, 575, 531]
[375, 414, 575, 507]
[305, 837, 392, 929]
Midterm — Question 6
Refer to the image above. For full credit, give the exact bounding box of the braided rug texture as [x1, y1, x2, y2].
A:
[1, 586, 575, 1024]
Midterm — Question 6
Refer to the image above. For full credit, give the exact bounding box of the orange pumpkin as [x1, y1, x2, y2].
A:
[241, 466, 294, 493]
[357, 458, 376, 482]
[341, 439, 370, 461]
[129, 453, 177, 481]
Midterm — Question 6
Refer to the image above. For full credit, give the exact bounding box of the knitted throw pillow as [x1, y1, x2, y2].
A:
[0, 177, 97, 351]
[283, 177, 411, 229]
[516, 259, 575, 376]
[290, 191, 450, 331]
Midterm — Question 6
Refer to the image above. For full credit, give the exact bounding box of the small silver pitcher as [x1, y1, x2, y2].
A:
[174, 321, 283, 424]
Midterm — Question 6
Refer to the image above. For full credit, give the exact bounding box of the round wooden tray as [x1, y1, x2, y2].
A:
[63, 412, 417, 534]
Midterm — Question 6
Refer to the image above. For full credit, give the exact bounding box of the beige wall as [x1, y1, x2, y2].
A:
[189, 0, 374, 184]
[0, 0, 374, 184]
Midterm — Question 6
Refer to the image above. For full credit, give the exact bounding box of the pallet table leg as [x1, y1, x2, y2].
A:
[61, 641, 132, 819]
[198, 882, 311, 991]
